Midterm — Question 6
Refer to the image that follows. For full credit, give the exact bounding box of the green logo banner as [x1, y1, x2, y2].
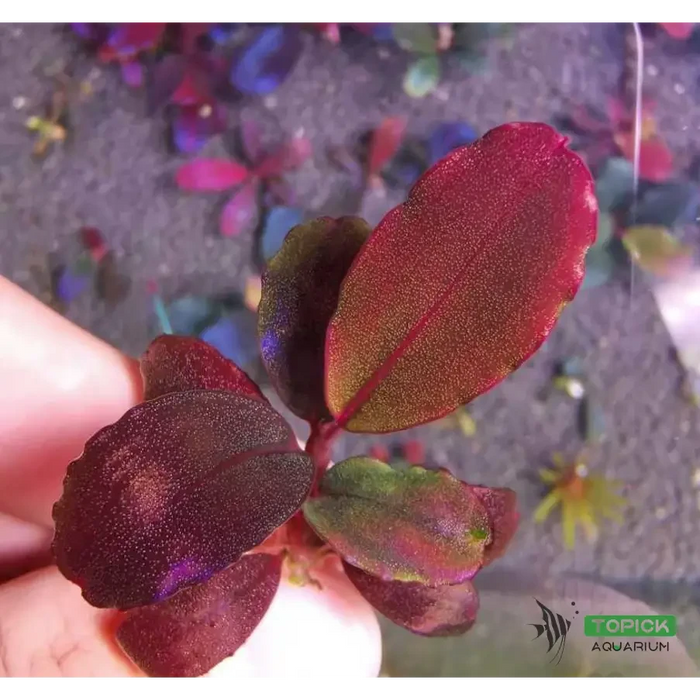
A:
[584, 615, 676, 637]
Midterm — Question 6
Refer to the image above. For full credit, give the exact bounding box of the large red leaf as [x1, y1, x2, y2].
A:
[117, 553, 281, 677]
[140, 335, 264, 401]
[220, 181, 259, 237]
[176, 159, 250, 192]
[325, 122, 597, 432]
[302, 458, 490, 586]
[258, 217, 371, 423]
[343, 562, 479, 637]
[52, 390, 314, 609]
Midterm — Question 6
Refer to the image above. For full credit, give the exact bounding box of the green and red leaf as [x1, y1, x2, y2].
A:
[302, 457, 491, 586]
[52, 391, 314, 610]
[344, 562, 479, 636]
[259, 216, 371, 423]
[471, 486, 519, 565]
[140, 335, 264, 401]
[176, 159, 250, 192]
[117, 553, 281, 677]
[325, 122, 597, 433]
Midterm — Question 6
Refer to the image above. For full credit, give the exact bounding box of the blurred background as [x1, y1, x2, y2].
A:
[1, 22, 699, 676]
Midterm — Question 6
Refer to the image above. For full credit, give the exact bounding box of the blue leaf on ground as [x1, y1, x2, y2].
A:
[199, 310, 259, 370]
[55, 267, 91, 304]
[230, 25, 303, 95]
[165, 296, 222, 336]
[428, 122, 478, 166]
[261, 206, 304, 261]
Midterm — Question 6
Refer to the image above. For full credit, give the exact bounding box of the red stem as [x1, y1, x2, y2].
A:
[305, 420, 341, 491]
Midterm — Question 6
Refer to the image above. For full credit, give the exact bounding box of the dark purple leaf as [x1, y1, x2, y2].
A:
[95, 251, 131, 305]
[209, 24, 240, 46]
[176, 159, 249, 192]
[117, 553, 281, 677]
[52, 390, 314, 609]
[81, 226, 108, 262]
[179, 23, 211, 53]
[172, 104, 226, 154]
[102, 23, 166, 59]
[170, 66, 214, 107]
[140, 335, 264, 401]
[260, 206, 305, 261]
[199, 309, 260, 371]
[259, 217, 371, 423]
[351, 24, 394, 41]
[120, 60, 144, 88]
[72, 23, 109, 44]
[239, 120, 265, 165]
[230, 25, 304, 95]
[264, 178, 297, 207]
[53, 266, 91, 304]
[428, 122, 478, 166]
[219, 181, 259, 237]
[148, 55, 187, 112]
[255, 137, 312, 179]
[344, 562, 479, 636]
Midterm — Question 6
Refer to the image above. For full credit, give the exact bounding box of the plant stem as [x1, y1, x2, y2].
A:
[305, 420, 340, 488]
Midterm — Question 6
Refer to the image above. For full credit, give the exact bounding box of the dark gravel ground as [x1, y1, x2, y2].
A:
[2, 22, 700, 669]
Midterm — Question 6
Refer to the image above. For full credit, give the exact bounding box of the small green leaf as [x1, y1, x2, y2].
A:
[403, 56, 441, 98]
[303, 458, 491, 586]
[393, 23, 439, 54]
[595, 157, 634, 212]
[582, 245, 616, 289]
[622, 226, 694, 277]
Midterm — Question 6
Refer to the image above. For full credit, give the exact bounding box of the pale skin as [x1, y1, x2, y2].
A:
[0, 276, 382, 677]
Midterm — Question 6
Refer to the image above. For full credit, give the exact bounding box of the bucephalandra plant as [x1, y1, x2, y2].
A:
[51, 122, 598, 677]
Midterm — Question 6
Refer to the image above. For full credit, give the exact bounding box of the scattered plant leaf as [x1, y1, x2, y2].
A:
[230, 25, 304, 95]
[535, 456, 625, 550]
[622, 226, 694, 277]
[403, 56, 441, 98]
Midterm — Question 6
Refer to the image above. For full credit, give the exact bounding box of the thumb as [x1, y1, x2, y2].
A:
[0, 561, 381, 677]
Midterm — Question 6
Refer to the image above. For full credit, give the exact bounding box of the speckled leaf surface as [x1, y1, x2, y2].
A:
[140, 335, 264, 401]
[117, 554, 281, 677]
[325, 122, 597, 432]
[344, 562, 479, 637]
[471, 486, 519, 565]
[52, 391, 313, 610]
[303, 458, 491, 585]
[259, 217, 371, 423]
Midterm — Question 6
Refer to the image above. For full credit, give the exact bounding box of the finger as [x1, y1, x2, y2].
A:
[0, 277, 143, 526]
[0, 567, 138, 677]
[0, 564, 381, 677]
[211, 556, 382, 677]
[0, 513, 52, 583]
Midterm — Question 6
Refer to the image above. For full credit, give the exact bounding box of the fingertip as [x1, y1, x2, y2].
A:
[0, 277, 143, 526]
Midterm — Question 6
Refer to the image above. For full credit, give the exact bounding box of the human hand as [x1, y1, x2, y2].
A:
[0, 276, 381, 677]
